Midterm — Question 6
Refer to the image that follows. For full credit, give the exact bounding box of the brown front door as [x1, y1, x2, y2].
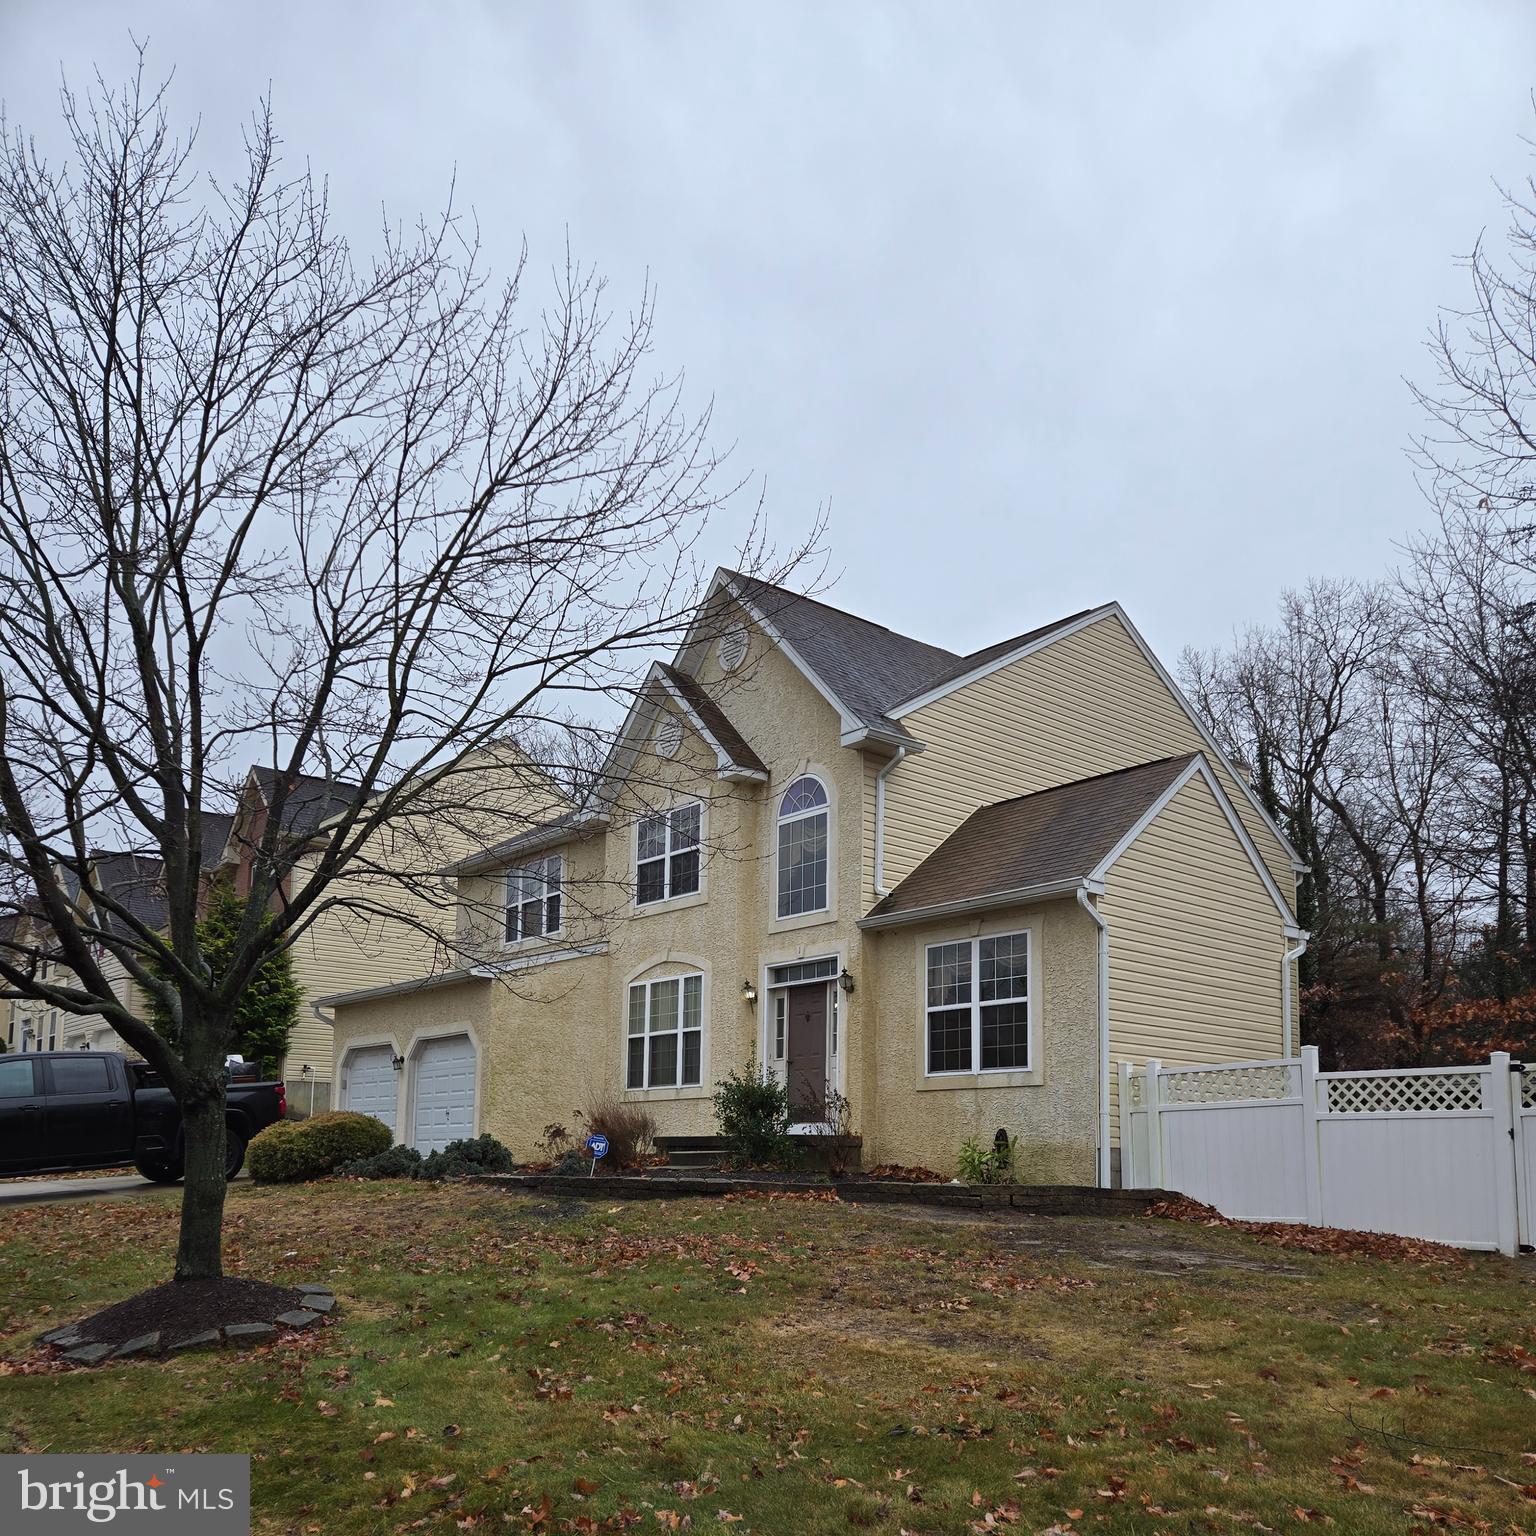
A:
[785, 984, 828, 1122]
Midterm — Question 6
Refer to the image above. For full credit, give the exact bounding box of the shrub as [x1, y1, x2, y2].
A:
[552, 1149, 587, 1177]
[342, 1143, 424, 1179]
[712, 1064, 794, 1168]
[248, 1110, 392, 1182]
[577, 1098, 657, 1169]
[956, 1131, 1014, 1185]
[420, 1134, 514, 1179]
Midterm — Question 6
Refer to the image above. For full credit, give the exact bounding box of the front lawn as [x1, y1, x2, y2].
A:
[2, 1182, 1532, 1534]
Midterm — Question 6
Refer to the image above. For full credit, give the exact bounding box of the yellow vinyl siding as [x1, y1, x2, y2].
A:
[884, 614, 1295, 896]
[1100, 773, 1287, 1139]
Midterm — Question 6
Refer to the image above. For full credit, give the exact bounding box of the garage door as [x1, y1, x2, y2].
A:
[411, 1035, 476, 1154]
[342, 1046, 398, 1137]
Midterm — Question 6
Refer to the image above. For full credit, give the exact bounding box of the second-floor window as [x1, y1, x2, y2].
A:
[777, 775, 829, 917]
[636, 803, 701, 904]
[505, 855, 562, 943]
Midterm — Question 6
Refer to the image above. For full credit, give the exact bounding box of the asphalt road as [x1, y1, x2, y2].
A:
[0, 1172, 248, 1207]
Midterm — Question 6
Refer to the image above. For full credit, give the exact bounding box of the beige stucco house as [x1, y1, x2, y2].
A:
[323, 571, 1306, 1183]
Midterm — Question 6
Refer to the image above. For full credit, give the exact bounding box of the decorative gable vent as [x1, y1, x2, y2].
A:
[653, 713, 683, 759]
[716, 624, 748, 673]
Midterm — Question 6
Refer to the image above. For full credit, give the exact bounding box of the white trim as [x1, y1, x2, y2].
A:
[758, 946, 846, 1103]
[887, 605, 1305, 874]
[858, 877, 1087, 930]
[1076, 887, 1112, 1189]
[633, 798, 705, 910]
[501, 852, 564, 948]
[338, 1038, 404, 1136]
[319, 967, 495, 1010]
[920, 928, 1035, 1080]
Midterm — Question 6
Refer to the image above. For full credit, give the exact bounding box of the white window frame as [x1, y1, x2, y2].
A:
[626, 973, 704, 1090]
[775, 775, 830, 919]
[635, 802, 702, 906]
[923, 931, 1032, 1078]
[503, 854, 563, 945]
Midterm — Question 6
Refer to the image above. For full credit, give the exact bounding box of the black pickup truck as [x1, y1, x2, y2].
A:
[0, 1051, 286, 1183]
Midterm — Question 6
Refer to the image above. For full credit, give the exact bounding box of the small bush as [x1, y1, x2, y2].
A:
[420, 1134, 514, 1179]
[342, 1143, 424, 1180]
[552, 1148, 587, 1177]
[248, 1111, 392, 1183]
[713, 1064, 794, 1168]
[957, 1131, 1014, 1185]
[578, 1098, 657, 1169]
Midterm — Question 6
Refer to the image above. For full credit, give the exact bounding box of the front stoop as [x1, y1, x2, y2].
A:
[474, 1170, 1173, 1217]
[655, 1135, 726, 1171]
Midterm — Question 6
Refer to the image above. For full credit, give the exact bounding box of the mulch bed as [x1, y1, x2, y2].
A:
[68, 1278, 305, 1350]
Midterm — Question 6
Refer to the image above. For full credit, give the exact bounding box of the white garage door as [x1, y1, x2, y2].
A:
[342, 1046, 398, 1137]
[411, 1035, 476, 1154]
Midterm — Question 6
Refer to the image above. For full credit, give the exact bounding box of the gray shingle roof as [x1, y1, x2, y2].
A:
[248, 767, 360, 838]
[865, 755, 1199, 923]
[655, 663, 767, 776]
[722, 570, 1103, 737]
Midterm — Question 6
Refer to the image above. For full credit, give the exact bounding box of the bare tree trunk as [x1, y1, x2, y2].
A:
[175, 1083, 228, 1281]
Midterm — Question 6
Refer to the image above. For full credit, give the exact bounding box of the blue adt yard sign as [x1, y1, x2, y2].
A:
[585, 1133, 608, 1176]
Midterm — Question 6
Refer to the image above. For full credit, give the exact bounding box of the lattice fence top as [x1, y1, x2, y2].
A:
[1161, 1063, 1294, 1104]
[1522, 1067, 1536, 1111]
[1323, 1071, 1483, 1116]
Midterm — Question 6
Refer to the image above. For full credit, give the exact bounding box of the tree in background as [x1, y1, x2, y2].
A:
[0, 61, 807, 1284]
[148, 881, 299, 1078]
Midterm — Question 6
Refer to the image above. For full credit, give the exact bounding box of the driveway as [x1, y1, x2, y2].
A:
[0, 1172, 248, 1207]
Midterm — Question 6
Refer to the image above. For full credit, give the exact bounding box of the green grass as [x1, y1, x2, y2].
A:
[2, 1181, 1533, 1534]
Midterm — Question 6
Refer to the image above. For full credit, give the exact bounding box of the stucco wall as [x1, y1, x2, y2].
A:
[862, 896, 1099, 1181]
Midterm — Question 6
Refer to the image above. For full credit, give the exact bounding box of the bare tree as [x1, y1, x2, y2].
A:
[0, 65, 808, 1281]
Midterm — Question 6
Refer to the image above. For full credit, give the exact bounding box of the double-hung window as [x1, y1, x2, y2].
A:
[636, 803, 701, 904]
[504, 854, 562, 943]
[776, 776, 829, 917]
[626, 973, 703, 1089]
[924, 932, 1031, 1075]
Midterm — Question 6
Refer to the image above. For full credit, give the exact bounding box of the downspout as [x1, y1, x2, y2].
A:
[1281, 933, 1308, 1058]
[873, 746, 908, 897]
[1076, 885, 1111, 1189]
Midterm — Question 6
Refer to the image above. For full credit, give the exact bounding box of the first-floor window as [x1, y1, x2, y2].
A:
[924, 932, 1030, 1075]
[505, 855, 562, 943]
[627, 973, 703, 1089]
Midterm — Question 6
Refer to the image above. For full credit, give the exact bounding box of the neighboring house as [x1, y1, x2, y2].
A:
[321, 569, 1305, 1181]
[2, 906, 66, 1053]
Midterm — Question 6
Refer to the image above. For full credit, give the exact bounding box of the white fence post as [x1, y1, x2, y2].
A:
[1117, 1061, 1137, 1186]
[1145, 1058, 1164, 1190]
[1299, 1046, 1323, 1226]
[1489, 1052, 1519, 1258]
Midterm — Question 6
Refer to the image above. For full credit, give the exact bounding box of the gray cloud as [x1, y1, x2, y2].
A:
[5, 0, 1534, 660]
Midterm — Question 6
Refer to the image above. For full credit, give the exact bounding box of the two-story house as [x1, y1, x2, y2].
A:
[321, 570, 1305, 1183]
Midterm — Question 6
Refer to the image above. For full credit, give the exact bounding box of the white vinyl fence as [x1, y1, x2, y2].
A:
[1120, 1048, 1533, 1257]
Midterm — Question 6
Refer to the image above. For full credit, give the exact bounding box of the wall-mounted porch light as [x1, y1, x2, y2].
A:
[838, 967, 855, 995]
[390, 1052, 406, 1071]
[741, 980, 758, 1006]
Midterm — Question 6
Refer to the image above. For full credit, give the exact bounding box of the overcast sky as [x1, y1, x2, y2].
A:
[6, 1, 1536, 666]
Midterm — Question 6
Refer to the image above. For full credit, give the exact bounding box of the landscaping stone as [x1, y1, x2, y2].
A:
[113, 1332, 161, 1358]
[301, 1292, 336, 1313]
[224, 1322, 278, 1346]
[41, 1326, 84, 1348]
[276, 1309, 323, 1329]
[61, 1342, 114, 1365]
[168, 1329, 221, 1352]
[295, 1284, 333, 1297]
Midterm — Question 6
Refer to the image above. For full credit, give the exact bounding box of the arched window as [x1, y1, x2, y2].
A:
[777, 775, 829, 917]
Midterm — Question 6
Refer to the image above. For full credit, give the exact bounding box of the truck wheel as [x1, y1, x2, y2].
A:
[134, 1158, 183, 1185]
[224, 1129, 247, 1180]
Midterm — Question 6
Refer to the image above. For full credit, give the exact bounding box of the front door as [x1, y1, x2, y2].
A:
[785, 984, 828, 1123]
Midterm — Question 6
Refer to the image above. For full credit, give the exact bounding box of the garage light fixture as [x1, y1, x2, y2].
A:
[838, 967, 855, 995]
[741, 980, 757, 1006]
[391, 1052, 405, 1071]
